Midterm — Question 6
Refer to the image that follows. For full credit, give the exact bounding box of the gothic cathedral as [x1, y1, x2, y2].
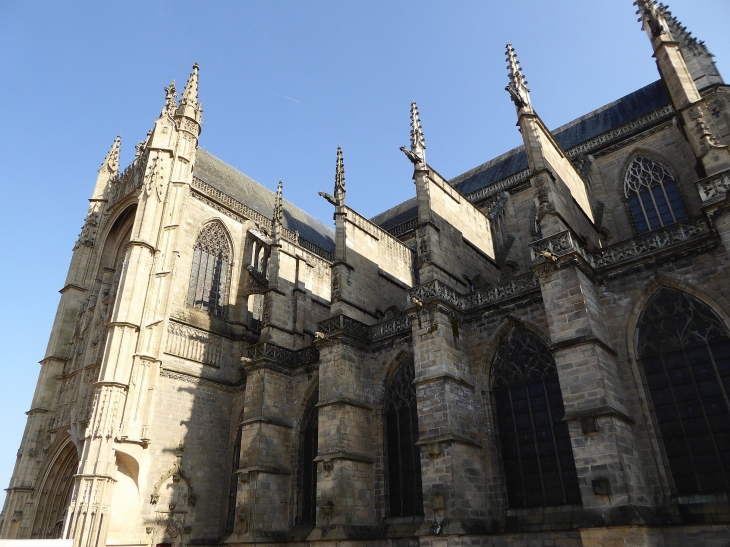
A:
[3, 3, 730, 546]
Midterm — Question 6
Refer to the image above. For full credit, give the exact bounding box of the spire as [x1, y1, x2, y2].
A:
[505, 43, 532, 112]
[400, 101, 426, 165]
[177, 63, 202, 123]
[410, 101, 426, 152]
[162, 80, 177, 117]
[335, 145, 346, 205]
[273, 180, 283, 227]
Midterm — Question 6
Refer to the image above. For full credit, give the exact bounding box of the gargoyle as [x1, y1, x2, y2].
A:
[318, 191, 337, 206]
[399, 146, 423, 165]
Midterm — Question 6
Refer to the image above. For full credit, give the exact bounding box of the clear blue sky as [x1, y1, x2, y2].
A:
[1, 0, 728, 508]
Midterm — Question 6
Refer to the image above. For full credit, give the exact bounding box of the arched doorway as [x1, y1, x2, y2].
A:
[31, 439, 78, 539]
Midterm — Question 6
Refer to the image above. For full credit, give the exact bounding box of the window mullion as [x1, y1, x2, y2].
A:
[681, 347, 729, 490]
[542, 380, 567, 504]
[524, 383, 547, 506]
[658, 353, 701, 492]
[507, 388, 528, 508]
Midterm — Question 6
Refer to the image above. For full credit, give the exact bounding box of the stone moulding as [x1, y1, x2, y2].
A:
[530, 218, 712, 271]
[245, 341, 319, 368]
[191, 176, 335, 263]
[696, 170, 730, 203]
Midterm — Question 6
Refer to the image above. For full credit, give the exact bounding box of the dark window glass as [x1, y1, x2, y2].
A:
[624, 156, 687, 234]
[491, 328, 581, 508]
[637, 288, 730, 495]
[384, 358, 424, 517]
[187, 222, 231, 316]
[299, 387, 319, 524]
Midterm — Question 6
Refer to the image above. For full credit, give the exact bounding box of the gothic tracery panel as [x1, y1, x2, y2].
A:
[491, 327, 581, 508]
[384, 357, 423, 517]
[187, 221, 231, 316]
[624, 156, 687, 234]
[637, 287, 730, 495]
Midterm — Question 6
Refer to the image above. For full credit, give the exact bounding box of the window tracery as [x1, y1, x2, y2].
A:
[187, 222, 231, 316]
[624, 156, 687, 234]
[384, 357, 423, 517]
[637, 287, 730, 495]
[491, 328, 581, 508]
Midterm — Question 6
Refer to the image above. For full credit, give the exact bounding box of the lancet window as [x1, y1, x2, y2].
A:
[384, 357, 424, 517]
[491, 327, 581, 508]
[299, 386, 319, 525]
[187, 222, 231, 316]
[624, 156, 687, 234]
[637, 288, 730, 495]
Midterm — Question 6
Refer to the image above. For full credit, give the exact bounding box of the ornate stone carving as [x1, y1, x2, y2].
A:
[245, 341, 319, 368]
[696, 170, 730, 202]
[370, 315, 412, 342]
[164, 320, 229, 368]
[407, 280, 467, 311]
[317, 314, 371, 341]
[467, 273, 540, 308]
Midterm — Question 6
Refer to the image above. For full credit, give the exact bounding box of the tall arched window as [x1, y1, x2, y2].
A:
[384, 357, 423, 517]
[299, 387, 319, 525]
[187, 222, 231, 316]
[624, 156, 687, 234]
[491, 328, 581, 508]
[637, 287, 730, 495]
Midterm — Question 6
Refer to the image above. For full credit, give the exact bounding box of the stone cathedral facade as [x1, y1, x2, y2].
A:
[3, 2, 730, 546]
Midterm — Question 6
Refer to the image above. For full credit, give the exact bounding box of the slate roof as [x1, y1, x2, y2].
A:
[194, 148, 335, 252]
[371, 79, 672, 230]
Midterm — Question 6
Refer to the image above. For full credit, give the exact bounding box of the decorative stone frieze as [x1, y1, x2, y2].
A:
[164, 320, 229, 368]
[696, 169, 730, 202]
[245, 341, 319, 368]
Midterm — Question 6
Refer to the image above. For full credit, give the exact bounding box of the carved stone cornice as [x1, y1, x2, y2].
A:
[530, 219, 713, 277]
[243, 341, 319, 371]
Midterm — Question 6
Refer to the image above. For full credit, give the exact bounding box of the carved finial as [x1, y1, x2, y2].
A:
[274, 180, 283, 226]
[163, 80, 177, 117]
[334, 145, 345, 205]
[505, 43, 532, 111]
[177, 63, 202, 123]
[410, 101, 426, 152]
[101, 134, 121, 174]
[634, 0, 670, 39]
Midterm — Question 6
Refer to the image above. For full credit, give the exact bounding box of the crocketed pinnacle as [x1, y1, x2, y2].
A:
[410, 101, 426, 152]
[180, 63, 199, 109]
[659, 3, 711, 54]
[505, 43, 531, 110]
[101, 134, 121, 173]
[274, 180, 283, 226]
[163, 80, 177, 117]
[634, 0, 669, 38]
[335, 145, 345, 200]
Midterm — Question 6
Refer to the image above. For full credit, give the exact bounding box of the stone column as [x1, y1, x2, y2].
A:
[530, 232, 651, 522]
[309, 314, 376, 540]
[408, 297, 489, 538]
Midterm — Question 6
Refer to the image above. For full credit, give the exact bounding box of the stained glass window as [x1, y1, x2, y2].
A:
[491, 328, 581, 508]
[637, 287, 730, 495]
[187, 222, 231, 316]
[624, 156, 687, 234]
[384, 358, 423, 517]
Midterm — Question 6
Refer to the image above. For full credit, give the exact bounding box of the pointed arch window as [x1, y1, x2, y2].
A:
[384, 357, 423, 517]
[491, 328, 581, 508]
[624, 156, 687, 234]
[637, 288, 730, 495]
[187, 222, 231, 316]
[299, 386, 319, 525]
